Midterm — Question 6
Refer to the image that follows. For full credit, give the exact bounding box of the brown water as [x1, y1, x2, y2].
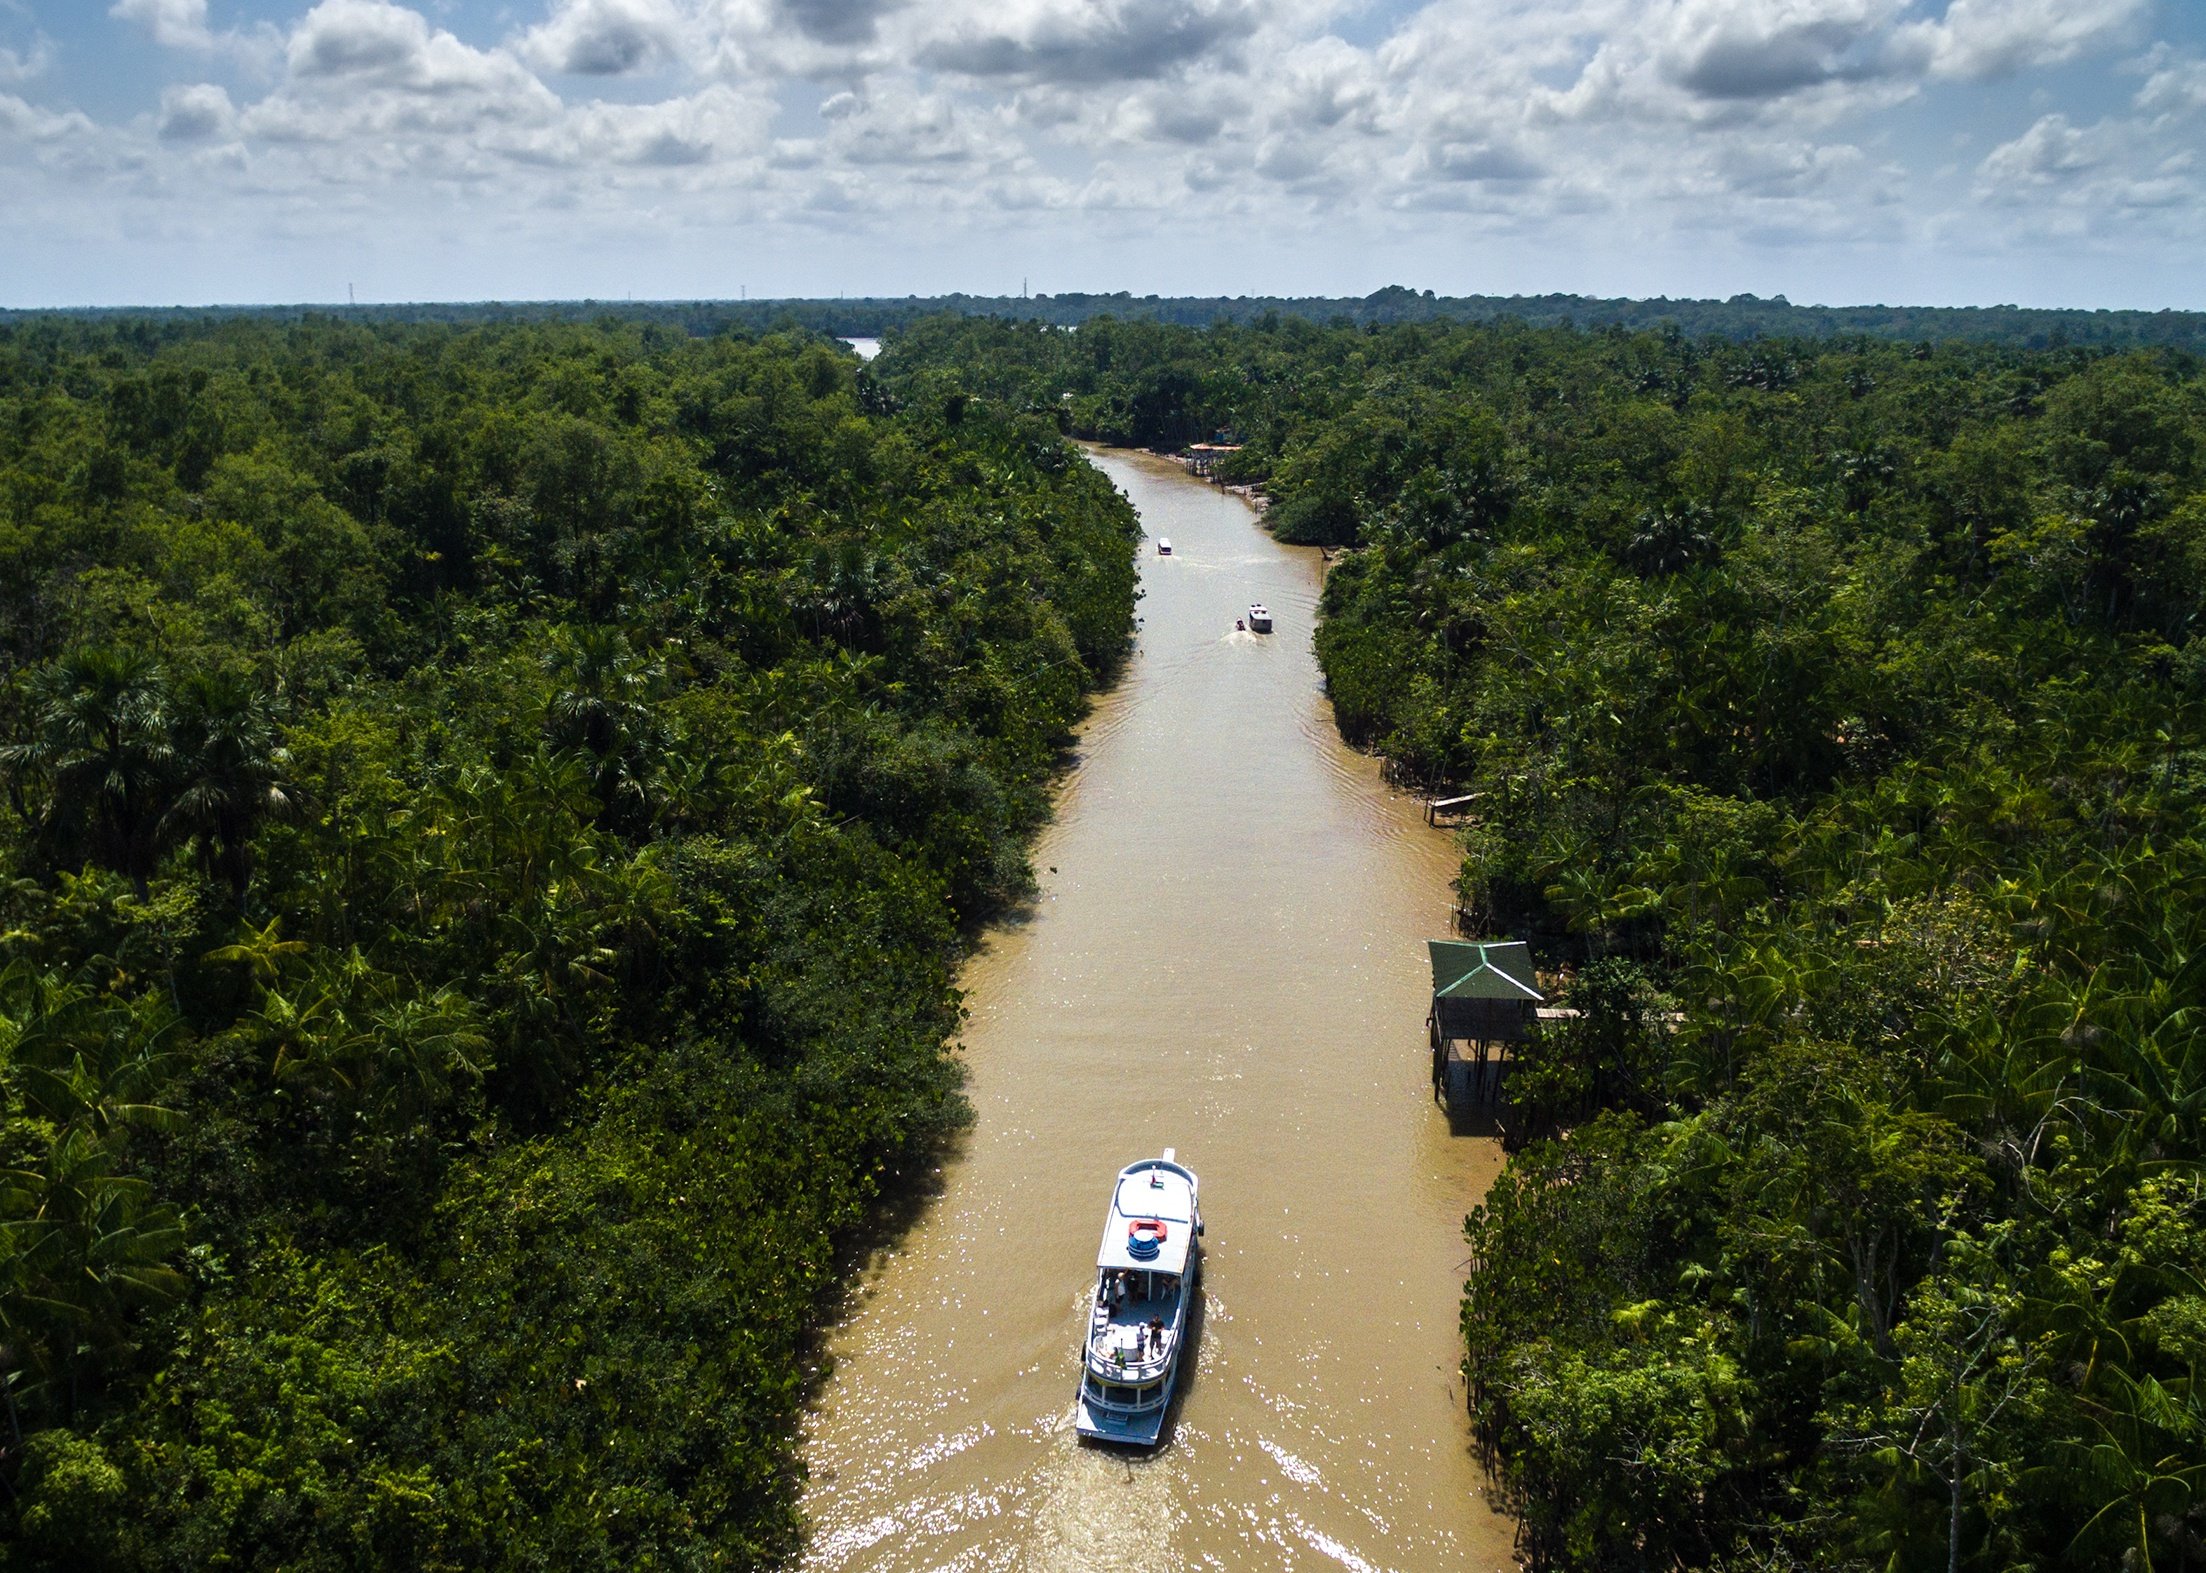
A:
[797, 451, 1517, 1572]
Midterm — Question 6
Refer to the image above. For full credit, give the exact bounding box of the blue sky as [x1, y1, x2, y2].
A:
[2, 0, 2202, 308]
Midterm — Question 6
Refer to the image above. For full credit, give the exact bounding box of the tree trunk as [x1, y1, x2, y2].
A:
[1948, 1409, 1964, 1573]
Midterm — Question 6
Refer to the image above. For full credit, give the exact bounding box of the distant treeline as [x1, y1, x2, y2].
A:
[7, 283, 2206, 352]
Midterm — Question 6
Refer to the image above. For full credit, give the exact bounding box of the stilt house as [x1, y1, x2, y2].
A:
[1427, 939, 1542, 1107]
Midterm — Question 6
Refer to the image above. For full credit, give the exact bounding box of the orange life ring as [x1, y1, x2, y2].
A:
[1128, 1218, 1168, 1243]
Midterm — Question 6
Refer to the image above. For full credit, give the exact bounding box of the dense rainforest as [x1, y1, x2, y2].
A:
[880, 314, 2206, 1570]
[0, 315, 1139, 1567]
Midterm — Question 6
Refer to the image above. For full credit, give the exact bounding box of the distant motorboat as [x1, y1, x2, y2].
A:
[1075, 1151, 1202, 1447]
[1156, 539, 1172, 556]
[1247, 603, 1273, 633]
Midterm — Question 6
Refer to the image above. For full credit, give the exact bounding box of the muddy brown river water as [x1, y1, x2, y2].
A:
[797, 451, 1518, 1572]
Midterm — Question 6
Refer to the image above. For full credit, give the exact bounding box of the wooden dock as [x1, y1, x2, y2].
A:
[1424, 793, 1482, 826]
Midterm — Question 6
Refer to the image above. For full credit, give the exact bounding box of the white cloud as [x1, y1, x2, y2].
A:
[0, 32, 52, 84]
[778, 0, 903, 47]
[1898, 0, 2148, 81]
[1712, 136, 1881, 199]
[224, 1, 559, 158]
[819, 88, 1004, 167]
[1979, 113, 2101, 190]
[1413, 137, 1543, 185]
[111, 0, 285, 69]
[1976, 110, 2196, 217]
[158, 81, 237, 141]
[519, 0, 688, 76]
[509, 83, 770, 165]
[0, 89, 95, 143]
[1656, 0, 1903, 102]
[111, 0, 215, 51]
[1267, 37, 1384, 135]
[1104, 86, 1234, 146]
[917, 0, 1253, 84]
[287, 0, 510, 89]
[2135, 47, 2206, 119]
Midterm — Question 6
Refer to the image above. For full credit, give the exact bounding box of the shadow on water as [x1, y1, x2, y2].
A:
[1446, 1099, 1509, 1141]
[808, 1127, 971, 1377]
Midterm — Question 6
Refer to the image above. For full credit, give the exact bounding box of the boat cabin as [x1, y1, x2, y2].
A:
[1076, 1155, 1200, 1445]
[1247, 603, 1273, 633]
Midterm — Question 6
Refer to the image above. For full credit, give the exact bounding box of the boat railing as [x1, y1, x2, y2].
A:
[1088, 1343, 1173, 1382]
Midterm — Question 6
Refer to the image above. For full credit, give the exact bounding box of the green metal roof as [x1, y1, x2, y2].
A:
[1427, 940, 1542, 1003]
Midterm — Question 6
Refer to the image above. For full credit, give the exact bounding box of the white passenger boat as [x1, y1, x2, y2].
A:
[1247, 603, 1273, 633]
[1075, 1150, 1201, 1446]
[1157, 538, 1172, 556]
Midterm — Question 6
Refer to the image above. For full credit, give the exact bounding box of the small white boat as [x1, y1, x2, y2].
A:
[1247, 603, 1273, 633]
[1156, 539, 1172, 556]
[1075, 1150, 1201, 1446]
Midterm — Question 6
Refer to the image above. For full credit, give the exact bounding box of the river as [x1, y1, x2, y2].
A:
[797, 450, 1517, 1572]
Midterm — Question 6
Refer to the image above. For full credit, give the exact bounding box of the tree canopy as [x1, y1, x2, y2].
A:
[0, 315, 1138, 1568]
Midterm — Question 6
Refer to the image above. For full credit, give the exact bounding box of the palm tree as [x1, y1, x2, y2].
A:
[202, 915, 310, 985]
[2061, 1367, 2206, 1571]
[1625, 503, 1720, 578]
[0, 961, 184, 1141]
[366, 988, 491, 1124]
[0, 1127, 185, 1415]
[800, 540, 884, 648]
[162, 668, 292, 900]
[543, 626, 662, 829]
[0, 647, 174, 894]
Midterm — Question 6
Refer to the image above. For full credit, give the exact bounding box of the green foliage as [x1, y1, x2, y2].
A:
[0, 316, 1137, 1565]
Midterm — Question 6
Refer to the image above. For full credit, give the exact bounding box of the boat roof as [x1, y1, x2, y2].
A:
[1096, 1158, 1197, 1275]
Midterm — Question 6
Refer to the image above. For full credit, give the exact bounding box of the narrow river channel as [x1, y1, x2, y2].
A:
[798, 451, 1517, 1572]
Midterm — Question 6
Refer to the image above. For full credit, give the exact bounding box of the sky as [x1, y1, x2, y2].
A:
[1, 0, 2202, 309]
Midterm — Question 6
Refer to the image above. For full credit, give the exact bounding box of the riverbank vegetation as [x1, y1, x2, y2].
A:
[884, 316, 2206, 1569]
[0, 315, 1138, 1567]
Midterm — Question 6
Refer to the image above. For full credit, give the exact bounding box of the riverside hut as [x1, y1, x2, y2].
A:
[1427, 939, 1541, 1107]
